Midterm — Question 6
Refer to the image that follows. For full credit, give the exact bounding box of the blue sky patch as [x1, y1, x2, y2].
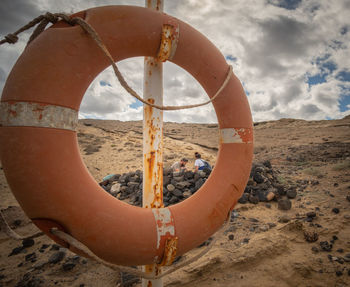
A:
[130, 100, 142, 109]
[307, 57, 337, 87]
[339, 95, 350, 112]
[268, 0, 302, 10]
[321, 61, 337, 74]
[336, 70, 350, 82]
[100, 81, 111, 87]
[307, 74, 327, 86]
[226, 55, 237, 62]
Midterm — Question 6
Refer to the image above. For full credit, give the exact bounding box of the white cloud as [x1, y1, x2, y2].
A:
[1, 0, 350, 123]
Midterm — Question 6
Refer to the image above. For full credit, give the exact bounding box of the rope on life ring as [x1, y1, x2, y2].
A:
[0, 11, 233, 111]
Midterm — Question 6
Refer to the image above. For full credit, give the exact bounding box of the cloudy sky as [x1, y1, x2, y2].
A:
[1, 0, 350, 123]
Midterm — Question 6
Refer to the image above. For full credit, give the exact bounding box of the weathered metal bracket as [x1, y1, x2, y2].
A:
[157, 22, 180, 62]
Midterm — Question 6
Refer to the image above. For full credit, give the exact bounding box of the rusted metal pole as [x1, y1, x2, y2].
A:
[142, 1, 164, 286]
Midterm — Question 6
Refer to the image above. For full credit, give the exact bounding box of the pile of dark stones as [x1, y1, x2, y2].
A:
[100, 167, 212, 207]
[239, 160, 298, 210]
[100, 160, 296, 209]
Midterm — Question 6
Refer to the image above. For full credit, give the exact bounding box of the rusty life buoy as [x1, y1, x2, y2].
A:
[0, 6, 253, 266]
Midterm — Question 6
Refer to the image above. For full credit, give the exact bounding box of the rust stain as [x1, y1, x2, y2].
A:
[237, 127, 254, 143]
[145, 265, 153, 273]
[157, 23, 179, 62]
[9, 110, 17, 117]
[147, 151, 156, 176]
[156, 0, 162, 10]
[159, 237, 178, 266]
[33, 105, 45, 112]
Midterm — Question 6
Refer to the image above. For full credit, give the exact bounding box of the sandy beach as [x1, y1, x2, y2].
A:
[1, 116, 350, 287]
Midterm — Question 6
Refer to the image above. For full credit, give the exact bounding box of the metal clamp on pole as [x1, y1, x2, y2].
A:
[157, 21, 180, 62]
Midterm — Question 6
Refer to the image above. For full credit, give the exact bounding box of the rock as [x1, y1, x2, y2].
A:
[173, 175, 184, 182]
[129, 176, 140, 183]
[278, 198, 292, 210]
[203, 167, 212, 176]
[183, 191, 192, 198]
[25, 252, 37, 262]
[248, 194, 259, 204]
[33, 260, 47, 269]
[22, 238, 35, 248]
[304, 231, 319, 242]
[62, 263, 76, 271]
[39, 244, 50, 253]
[120, 271, 141, 286]
[263, 160, 272, 169]
[265, 203, 272, 208]
[228, 234, 234, 240]
[198, 237, 213, 247]
[195, 178, 205, 190]
[306, 211, 317, 218]
[13, 219, 22, 226]
[259, 225, 269, 232]
[198, 171, 207, 178]
[172, 189, 183, 198]
[231, 210, 239, 220]
[243, 238, 250, 244]
[332, 208, 340, 214]
[167, 184, 175, 192]
[169, 196, 178, 204]
[175, 181, 190, 190]
[184, 171, 194, 180]
[193, 172, 201, 182]
[110, 183, 121, 195]
[118, 174, 130, 184]
[257, 190, 268, 202]
[266, 190, 275, 201]
[253, 172, 265, 184]
[336, 271, 343, 277]
[16, 275, 43, 287]
[320, 241, 333, 252]
[238, 193, 249, 204]
[275, 184, 286, 196]
[8, 246, 24, 256]
[48, 251, 66, 264]
[278, 215, 291, 223]
[286, 188, 297, 199]
[163, 176, 171, 186]
[127, 182, 139, 188]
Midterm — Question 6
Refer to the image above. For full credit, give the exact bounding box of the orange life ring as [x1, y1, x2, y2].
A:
[0, 6, 253, 265]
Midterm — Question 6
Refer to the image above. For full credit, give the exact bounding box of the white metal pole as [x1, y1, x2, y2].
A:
[142, 1, 164, 286]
